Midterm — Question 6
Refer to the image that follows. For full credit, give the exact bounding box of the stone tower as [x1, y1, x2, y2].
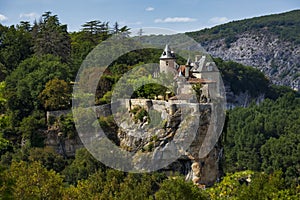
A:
[159, 44, 177, 74]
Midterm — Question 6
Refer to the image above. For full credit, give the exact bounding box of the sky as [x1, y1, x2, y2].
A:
[0, 0, 299, 34]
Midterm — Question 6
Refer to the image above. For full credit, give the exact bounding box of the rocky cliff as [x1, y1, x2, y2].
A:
[187, 10, 300, 90]
[200, 31, 300, 90]
[116, 100, 223, 187]
[45, 98, 225, 187]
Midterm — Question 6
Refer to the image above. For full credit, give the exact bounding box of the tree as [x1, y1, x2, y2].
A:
[82, 20, 103, 35]
[137, 28, 144, 37]
[81, 20, 110, 43]
[5, 54, 71, 121]
[237, 171, 286, 200]
[33, 12, 71, 62]
[19, 111, 46, 147]
[0, 24, 33, 79]
[117, 173, 156, 200]
[28, 147, 66, 172]
[207, 170, 300, 199]
[17, 21, 31, 31]
[223, 93, 300, 186]
[119, 25, 131, 37]
[208, 170, 254, 199]
[62, 148, 106, 185]
[113, 21, 120, 35]
[155, 177, 208, 200]
[261, 133, 300, 185]
[0, 161, 63, 200]
[39, 78, 71, 111]
[0, 81, 6, 113]
[0, 137, 11, 157]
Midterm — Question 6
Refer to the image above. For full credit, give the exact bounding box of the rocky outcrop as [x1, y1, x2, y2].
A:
[201, 31, 300, 90]
[116, 100, 223, 187]
[45, 99, 224, 187]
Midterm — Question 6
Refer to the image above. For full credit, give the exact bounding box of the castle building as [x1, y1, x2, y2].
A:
[159, 44, 219, 101]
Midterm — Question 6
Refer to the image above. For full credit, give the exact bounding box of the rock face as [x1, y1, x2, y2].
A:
[45, 99, 224, 187]
[116, 99, 223, 187]
[45, 110, 84, 157]
[44, 129, 83, 158]
[201, 31, 300, 90]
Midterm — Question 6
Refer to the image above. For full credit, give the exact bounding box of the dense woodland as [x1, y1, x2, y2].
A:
[187, 9, 300, 45]
[0, 12, 299, 199]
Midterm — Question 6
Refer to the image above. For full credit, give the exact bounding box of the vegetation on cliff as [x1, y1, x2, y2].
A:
[187, 9, 300, 45]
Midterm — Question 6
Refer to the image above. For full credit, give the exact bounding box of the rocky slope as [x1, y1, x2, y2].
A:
[200, 31, 300, 90]
[115, 100, 223, 187]
[45, 98, 225, 187]
[187, 10, 300, 90]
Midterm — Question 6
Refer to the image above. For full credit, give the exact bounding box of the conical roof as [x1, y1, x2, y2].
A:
[160, 44, 176, 60]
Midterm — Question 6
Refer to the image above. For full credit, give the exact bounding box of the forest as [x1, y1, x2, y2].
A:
[0, 12, 299, 199]
[187, 9, 300, 45]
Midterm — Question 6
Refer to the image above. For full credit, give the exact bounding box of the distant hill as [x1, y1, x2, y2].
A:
[186, 10, 300, 90]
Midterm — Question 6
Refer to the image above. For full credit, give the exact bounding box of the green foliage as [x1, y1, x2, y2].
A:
[261, 133, 300, 185]
[62, 148, 106, 185]
[0, 161, 63, 200]
[223, 93, 300, 185]
[208, 170, 299, 200]
[133, 83, 168, 99]
[0, 82, 7, 113]
[28, 147, 66, 172]
[58, 113, 76, 139]
[19, 111, 46, 147]
[0, 115, 11, 135]
[266, 84, 297, 100]
[237, 171, 285, 200]
[187, 10, 300, 45]
[98, 115, 119, 144]
[0, 136, 11, 156]
[214, 58, 269, 97]
[33, 12, 71, 62]
[81, 20, 110, 41]
[192, 83, 202, 102]
[155, 177, 209, 200]
[207, 170, 254, 199]
[98, 90, 113, 104]
[0, 24, 33, 80]
[130, 106, 148, 123]
[62, 170, 165, 200]
[39, 78, 71, 111]
[5, 54, 71, 120]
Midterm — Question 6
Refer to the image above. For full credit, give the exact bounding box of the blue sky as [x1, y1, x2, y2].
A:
[0, 0, 299, 34]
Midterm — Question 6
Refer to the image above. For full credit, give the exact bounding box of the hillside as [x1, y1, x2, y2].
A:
[187, 9, 300, 90]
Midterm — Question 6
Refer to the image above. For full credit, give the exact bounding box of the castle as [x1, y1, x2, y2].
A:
[158, 44, 220, 102]
[45, 44, 225, 187]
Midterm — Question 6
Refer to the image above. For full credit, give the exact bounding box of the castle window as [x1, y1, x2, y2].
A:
[166, 61, 169, 66]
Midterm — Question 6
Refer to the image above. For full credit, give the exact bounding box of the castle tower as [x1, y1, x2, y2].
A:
[160, 44, 177, 73]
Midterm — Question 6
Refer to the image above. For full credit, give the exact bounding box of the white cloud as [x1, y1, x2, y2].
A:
[209, 17, 229, 24]
[154, 17, 197, 23]
[145, 7, 154, 11]
[20, 12, 39, 20]
[0, 14, 8, 22]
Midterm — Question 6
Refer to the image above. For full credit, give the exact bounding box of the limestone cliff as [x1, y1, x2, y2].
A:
[45, 99, 224, 187]
[187, 10, 300, 90]
[201, 31, 300, 90]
